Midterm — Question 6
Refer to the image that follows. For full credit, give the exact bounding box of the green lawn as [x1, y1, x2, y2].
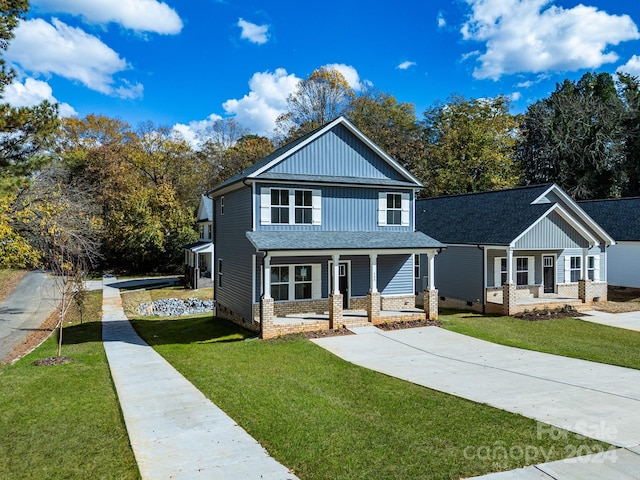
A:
[130, 313, 611, 480]
[0, 291, 139, 479]
[440, 309, 640, 370]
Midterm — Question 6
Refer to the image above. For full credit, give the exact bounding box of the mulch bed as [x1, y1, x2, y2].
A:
[32, 356, 71, 367]
[377, 319, 442, 330]
[514, 308, 585, 321]
[304, 328, 355, 339]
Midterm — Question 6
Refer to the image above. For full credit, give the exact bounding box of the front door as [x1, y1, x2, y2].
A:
[543, 255, 555, 293]
[330, 261, 350, 309]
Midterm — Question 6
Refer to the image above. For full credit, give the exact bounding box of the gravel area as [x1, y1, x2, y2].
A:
[137, 298, 215, 316]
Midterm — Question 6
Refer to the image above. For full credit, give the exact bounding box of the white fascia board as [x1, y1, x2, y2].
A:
[532, 184, 615, 246]
[267, 248, 441, 257]
[245, 178, 415, 190]
[249, 117, 423, 187]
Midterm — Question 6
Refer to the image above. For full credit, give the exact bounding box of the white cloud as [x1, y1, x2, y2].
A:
[237, 18, 269, 44]
[397, 61, 417, 70]
[3, 77, 77, 117]
[617, 55, 640, 77]
[323, 63, 365, 91]
[172, 113, 224, 147]
[222, 68, 300, 134]
[31, 0, 183, 34]
[6, 18, 142, 98]
[516, 80, 534, 88]
[461, 0, 640, 80]
[509, 91, 521, 101]
[437, 11, 446, 28]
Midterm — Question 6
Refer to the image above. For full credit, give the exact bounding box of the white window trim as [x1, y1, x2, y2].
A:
[494, 256, 535, 286]
[269, 263, 322, 301]
[260, 187, 321, 226]
[217, 259, 223, 288]
[564, 255, 600, 283]
[220, 196, 224, 215]
[414, 254, 420, 279]
[378, 192, 410, 227]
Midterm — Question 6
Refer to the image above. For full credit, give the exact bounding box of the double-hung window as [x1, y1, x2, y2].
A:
[270, 264, 319, 301]
[270, 189, 289, 224]
[495, 256, 534, 286]
[516, 258, 529, 286]
[378, 192, 410, 226]
[261, 187, 320, 225]
[294, 266, 312, 299]
[569, 256, 581, 282]
[271, 266, 289, 300]
[294, 190, 312, 224]
[499, 258, 508, 285]
[587, 256, 596, 281]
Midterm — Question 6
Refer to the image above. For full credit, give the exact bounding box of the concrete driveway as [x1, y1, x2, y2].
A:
[0, 270, 57, 362]
[312, 326, 640, 448]
[581, 310, 640, 331]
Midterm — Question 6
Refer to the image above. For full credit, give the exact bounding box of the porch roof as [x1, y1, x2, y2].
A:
[183, 241, 213, 253]
[247, 231, 444, 252]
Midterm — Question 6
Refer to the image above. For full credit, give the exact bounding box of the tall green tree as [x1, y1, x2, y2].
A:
[422, 95, 522, 196]
[617, 72, 640, 197]
[348, 90, 425, 175]
[277, 67, 355, 142]
[518, 72, 626, 199]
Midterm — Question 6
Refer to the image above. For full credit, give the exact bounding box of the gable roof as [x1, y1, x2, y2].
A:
[579, 197, 640, 241]
[196, 194, 213, 221]
[208, 117, 422, 195]
[416, 184, 613, 246]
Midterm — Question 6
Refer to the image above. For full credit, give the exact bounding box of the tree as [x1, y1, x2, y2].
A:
[617, 72, 640, 196]
[518, 72, 626, 199]
[422, 95, 522, 196]
[277, 67, 355, 142]
[216, 135, 274, 184]
[348, 90, 425, 175]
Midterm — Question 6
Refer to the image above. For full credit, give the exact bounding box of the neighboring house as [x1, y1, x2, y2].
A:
[208, 117, 444, 338]
[579, 197, 640, 288]
[184, 194, 214, 289]
[416, 184, 614, 315]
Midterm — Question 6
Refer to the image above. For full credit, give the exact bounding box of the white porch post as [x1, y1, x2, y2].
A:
[506, 248, 514, 284]
[332, 254, 340, 294]
[369, 253, 378, 293]
[581, 248, 588, 280]
[428, 253, 436, 290]
[263, 255, 271, 299]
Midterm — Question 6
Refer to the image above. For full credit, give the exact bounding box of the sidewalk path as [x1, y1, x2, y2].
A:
[102, 276, 298, 480]
[0, 270, 57, 362]
[581, 310, 640, 331]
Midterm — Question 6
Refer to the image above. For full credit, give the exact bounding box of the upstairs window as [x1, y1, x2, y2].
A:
[199, 224, 205, 240]
[270, 189, 289, 224]
[378, 192, 410, 226]
[207, 224, 212, 240]
[261, 187, 321, 225]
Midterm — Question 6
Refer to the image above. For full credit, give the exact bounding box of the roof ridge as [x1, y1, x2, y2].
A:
[417, 183, 552, 201]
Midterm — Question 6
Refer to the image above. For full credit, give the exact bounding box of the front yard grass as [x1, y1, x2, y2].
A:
[0, 290, 139, 479]
[130, 312, 610, 480]
[440, 309, 640, 370]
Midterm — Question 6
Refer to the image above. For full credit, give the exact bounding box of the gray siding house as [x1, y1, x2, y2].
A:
[416, 184, 614, 315]
[580, 197, 640, 288]
[183, 195, 214, 289]
[208, 117, 443, 338]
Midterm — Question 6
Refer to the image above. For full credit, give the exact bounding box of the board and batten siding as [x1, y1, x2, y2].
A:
[515, 211, 590, 250]
[266, 124, 407, 181]
[255, 184, 414, 232]
[214, 187, 254, 320]
[435, 246, 484, 302]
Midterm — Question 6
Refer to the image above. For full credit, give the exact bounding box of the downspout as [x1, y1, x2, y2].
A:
[478, 245, 486, 314]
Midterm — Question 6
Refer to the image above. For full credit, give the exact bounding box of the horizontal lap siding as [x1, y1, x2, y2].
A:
[378, 254, 413, 296]
[255, 184, 413, 232]
[267, 124, 406, 181]
[437, 246, 483, 302]
[608, 243, 640, 287]
[214, 188, 254, 320]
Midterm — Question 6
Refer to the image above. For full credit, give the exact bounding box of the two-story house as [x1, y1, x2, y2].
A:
[184, 194, 214, 289]
[208, 117, 443, 338]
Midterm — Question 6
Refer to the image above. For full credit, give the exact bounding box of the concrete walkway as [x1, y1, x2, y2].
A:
[313, 326, 640, 478]
[0, 270, 57, 362]
[581, 309, 640, 331]
[102, 276, 298, 480]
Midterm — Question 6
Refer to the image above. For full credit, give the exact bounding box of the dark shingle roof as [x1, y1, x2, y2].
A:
[247, 231, 444, 251]
[416, 184, 553, 245]
[579, 197, 640, 241]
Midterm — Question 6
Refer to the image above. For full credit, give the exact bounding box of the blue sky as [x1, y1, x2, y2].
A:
[4, 0, 640, 142]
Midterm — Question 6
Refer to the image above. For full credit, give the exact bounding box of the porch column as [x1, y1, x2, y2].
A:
[194, 252, 200, 289]
[263, 255, 271, 299]
[578, 248, 590, 304]
[428, 253, 436, 291]
[581, 248, 588, 280]
[330, 254, 343, 329]
[367, 253, 380, 323]
[503, 248, 516, 315]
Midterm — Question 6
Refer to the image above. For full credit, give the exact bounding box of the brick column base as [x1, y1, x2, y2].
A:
[424, 289, 439, 321]
[329, 294, 343, 329]
[503, 283, 517, 316]
[578, 279, 591, 304]
[260, 297, 275, 339]
[367, 292, 381, 323]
